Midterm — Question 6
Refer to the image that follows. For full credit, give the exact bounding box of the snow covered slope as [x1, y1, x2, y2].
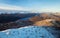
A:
[0, 26, 60, 38]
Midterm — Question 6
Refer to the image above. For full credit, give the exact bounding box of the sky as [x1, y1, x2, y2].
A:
[0, 0, 60, 12]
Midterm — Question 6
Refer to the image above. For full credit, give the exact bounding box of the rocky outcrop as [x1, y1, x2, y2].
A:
[33, 19, 60, 27]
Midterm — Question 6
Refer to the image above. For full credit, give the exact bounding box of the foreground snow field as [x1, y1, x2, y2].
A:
[0, 26, 60, 38]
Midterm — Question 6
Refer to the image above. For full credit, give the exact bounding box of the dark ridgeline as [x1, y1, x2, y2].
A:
[0, 13, 37, 23]
[0, 13, 37, 31]
[0, 20, 33, 31]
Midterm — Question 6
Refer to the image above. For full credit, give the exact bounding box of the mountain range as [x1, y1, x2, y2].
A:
[0, 12, 60, 31]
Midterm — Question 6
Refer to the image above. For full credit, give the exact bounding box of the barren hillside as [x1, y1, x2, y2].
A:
[0, 13, 60, 31]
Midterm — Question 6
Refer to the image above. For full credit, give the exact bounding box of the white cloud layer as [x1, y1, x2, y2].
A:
[0, 4, 29, 11]
[0, 4, 60, 13]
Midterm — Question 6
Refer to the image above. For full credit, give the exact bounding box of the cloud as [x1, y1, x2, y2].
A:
[30, 7, 60, 12]
[0, 3, 60, 12]
[0, 4, 29, 11]
[39, 7, 60, 12]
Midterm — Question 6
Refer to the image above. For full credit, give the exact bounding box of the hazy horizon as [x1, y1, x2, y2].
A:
[0, 0, 60, 12]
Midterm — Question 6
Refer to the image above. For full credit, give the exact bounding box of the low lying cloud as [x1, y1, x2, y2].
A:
[0, 4, 60, 13]
[0, 4, 29, 11]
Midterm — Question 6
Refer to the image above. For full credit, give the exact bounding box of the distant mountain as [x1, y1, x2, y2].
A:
[29, 13, 60, 22]
[0, 13, 60, 31]
[0, 13, 38, 23]
[0, 9, 39, 14]
[29, 13, 60, 27]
